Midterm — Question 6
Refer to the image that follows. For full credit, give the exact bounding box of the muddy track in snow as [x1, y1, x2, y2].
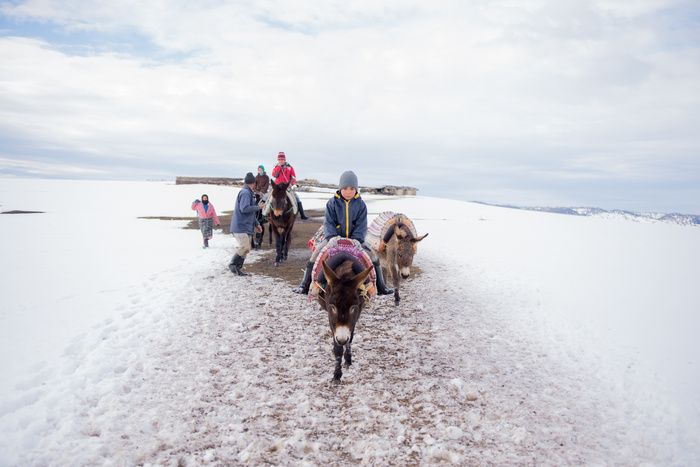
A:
[110, 247, 637, 465]
[61, 213, 653, 465]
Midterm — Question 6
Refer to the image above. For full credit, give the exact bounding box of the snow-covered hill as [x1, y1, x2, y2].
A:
[473, 201, 700, 226]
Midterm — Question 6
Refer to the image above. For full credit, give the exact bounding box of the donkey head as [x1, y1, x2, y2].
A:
[388, 225, 428, 279]
[321, 260, 374, 346]
[269, 180, 289, 217]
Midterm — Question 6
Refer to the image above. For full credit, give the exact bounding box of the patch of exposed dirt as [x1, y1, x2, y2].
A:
[149, 208, 422, 286]
[148, 209, 326, 285]
[1, 210, 45, 214]
[241, 210, 326, 285]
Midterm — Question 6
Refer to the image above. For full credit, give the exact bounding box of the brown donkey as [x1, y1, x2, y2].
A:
[378, 223, 428, 305]
[318, 259, 374, 383]
[267, 181, 296, 266]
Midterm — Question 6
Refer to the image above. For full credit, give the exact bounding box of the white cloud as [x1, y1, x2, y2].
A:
[0, 0, 698, 212]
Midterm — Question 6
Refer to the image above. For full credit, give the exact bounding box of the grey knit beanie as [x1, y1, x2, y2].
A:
[244, 172, 255, 184]
[338, 170, 358, 190]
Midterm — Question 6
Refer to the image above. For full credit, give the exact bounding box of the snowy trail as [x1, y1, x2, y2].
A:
[5, 243, 673, 465]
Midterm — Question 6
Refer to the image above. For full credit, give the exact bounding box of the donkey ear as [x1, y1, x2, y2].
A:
[322, 260, 339, 287]
[411, 233, 428, 243]
[351, 264, 374, 290]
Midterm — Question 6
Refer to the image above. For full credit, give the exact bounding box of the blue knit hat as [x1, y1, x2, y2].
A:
[338, 171, 358, 190]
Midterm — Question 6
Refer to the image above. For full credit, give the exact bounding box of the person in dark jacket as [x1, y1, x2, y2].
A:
[229, 172, 264, 276]
[292, 170, 393, 295]
[254, 165, 269, 194]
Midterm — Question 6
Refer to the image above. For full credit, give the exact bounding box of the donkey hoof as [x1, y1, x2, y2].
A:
[275, 261, 281, 267]
[394, 299, 400, 306]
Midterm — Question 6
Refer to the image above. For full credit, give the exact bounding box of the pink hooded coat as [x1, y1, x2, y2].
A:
[191, 201, 220, 224]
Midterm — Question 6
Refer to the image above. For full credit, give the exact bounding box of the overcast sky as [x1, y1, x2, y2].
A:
[1, 0, 698, 213]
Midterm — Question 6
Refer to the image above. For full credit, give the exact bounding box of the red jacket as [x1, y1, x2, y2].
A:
[271, 163, 296, 186]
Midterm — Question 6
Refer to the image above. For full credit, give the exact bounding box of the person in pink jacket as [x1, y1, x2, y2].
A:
[191, 194, 220, 248]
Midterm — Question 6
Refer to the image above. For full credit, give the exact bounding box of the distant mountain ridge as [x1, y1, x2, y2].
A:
[472, 202, 700, 226]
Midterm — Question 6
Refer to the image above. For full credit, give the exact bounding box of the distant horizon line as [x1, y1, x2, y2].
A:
[2, 174, 697, 218]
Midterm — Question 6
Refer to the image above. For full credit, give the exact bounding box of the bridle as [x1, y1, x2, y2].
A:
[272, 192, 294, 217]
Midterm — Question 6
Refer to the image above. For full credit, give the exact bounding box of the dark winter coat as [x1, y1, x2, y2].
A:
[231, 185, 260, 235]
[255, 173, 269, 193]
[323, 191, 367, 243]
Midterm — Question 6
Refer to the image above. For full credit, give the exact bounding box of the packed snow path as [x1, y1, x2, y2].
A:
[7, 250, 673, 465]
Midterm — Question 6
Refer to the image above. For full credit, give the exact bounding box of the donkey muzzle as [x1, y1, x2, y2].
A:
[334, 326, 351, 346]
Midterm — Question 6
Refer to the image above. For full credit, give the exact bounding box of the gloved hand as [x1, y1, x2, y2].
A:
[194, 199, 200, 204]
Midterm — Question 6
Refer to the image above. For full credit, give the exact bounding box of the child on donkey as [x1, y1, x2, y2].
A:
[292, 170, 393, 295]
[262, 151, 308, 219]
[191, 194, 220, 248]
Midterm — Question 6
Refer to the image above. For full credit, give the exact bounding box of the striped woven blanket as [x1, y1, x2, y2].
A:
[366, 211, 418, 252]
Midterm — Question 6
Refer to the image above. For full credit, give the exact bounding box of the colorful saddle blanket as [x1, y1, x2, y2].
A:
[366, 211, 418, 252]
[308, 237, 376, 303]
[308, 226, 325, 252]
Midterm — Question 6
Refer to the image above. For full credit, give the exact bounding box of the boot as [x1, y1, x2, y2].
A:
[235, 254, 249, 276]
[229, 253, 249, 276]
[228, 254, 239, 274]
[373, 261, 394, 295]
[298, 201, 308, 220]
[292, 261, 314, 294]
[203, 237, 209, 248]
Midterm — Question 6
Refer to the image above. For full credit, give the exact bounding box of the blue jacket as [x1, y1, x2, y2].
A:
[324, 191, 367, 242]
[231, 185, 260, 234]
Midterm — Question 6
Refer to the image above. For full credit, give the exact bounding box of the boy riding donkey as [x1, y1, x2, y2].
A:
[263, 151, 308, 220]
[292, 170, 393, 296]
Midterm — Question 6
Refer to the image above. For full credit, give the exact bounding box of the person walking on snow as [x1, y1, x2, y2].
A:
[269, 151, 308, 219]
[292, 170, 393, 295]
[229, 173, 264, 276]
[191, 194, 220, 249]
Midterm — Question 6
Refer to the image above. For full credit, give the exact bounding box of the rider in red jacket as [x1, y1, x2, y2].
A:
[271, 154, 296, 185]
[270, 152, 307, 219]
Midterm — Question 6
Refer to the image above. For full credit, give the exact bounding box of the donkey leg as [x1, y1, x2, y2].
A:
[254, 227, 262, 250]
[333, 343, 344, 382]
[274, 232, 282, 266]
[283, 230, 291, 261]
[391, 267, 401, 305]
[343, 343, 352, 368]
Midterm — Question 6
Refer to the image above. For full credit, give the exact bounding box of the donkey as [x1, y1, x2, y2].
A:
[251, 191, 271, 250]
[378, 223, 428, 305]
[267, 181, 296, 266]
[318, 259, 374, 383]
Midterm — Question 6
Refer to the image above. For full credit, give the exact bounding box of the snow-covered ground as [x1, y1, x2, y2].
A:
[0, 179, 698, 465]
